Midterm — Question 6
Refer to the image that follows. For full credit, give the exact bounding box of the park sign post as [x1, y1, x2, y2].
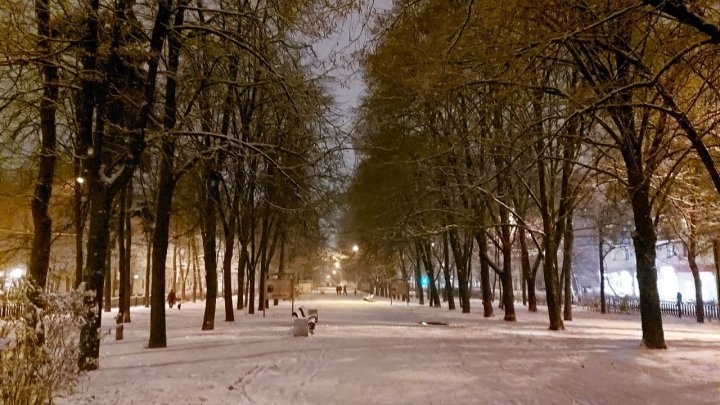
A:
[264, 274, 295, 318]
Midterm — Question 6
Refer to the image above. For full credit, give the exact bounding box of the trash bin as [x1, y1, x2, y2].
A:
[115, 312, 124, 341]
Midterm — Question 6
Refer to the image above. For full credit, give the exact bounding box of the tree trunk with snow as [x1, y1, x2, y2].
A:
[29, 0, 59, 305]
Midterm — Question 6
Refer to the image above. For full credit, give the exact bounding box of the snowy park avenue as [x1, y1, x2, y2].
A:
[58, 289, 720, 405]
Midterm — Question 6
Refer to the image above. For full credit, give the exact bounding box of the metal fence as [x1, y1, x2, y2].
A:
[586, 296, 720, 321]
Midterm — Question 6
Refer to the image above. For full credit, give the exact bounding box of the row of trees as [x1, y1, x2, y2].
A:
[344, 0, 720, 349]
[0, 0, 354, 371]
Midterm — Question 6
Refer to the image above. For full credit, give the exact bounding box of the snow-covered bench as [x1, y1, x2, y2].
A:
[364, 294, 374, 302]
[292, 307, 318, 336]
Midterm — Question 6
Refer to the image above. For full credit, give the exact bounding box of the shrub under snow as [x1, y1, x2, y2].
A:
[0, 282, 88, 404]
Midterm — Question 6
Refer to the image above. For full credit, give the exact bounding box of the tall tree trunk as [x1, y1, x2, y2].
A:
[29, 0, 59, 303]
[400, 249, 410, 302]
[221, 189, 240, 318]
[534, 98, 563, 330]
[112, 267, 118, 299]
[118, 187, 128, 318]
[562, 209, 574, 321]
[626, 160, 666, 348]
[687, 212, 704, 323]
[257, 214, 275, 311]
[144, 236, 151, 307]
[192, 238, 198, 302]
[124, 180, 132, 321]
[201, 169, 220, 330]
[103, 247, 111, 312]
[442, 232, 455, 310]
[495, 172, 516, 321]
[449, 230, 470, 313]
[419, 241, 440, 307]
[148, 171, 173, 346]
[519, 227, 537, 312]
[237, 244, 246, 310]
[247, 185, 257, 314]
[78, 190, 113, 371]
[275, 229, 285, 306]
[180, 246, 187, 301]
[414, 244, 424, 305]
[476, 232, 494, 317]
[74, 160, 85, 288]
[172, 243, 178, 293]
[222, 232, 235, 321]
[148, 1, 184, 347]
[79, 0, 174, 370]
[599, 233, 606, 314]
[195, 242, 204, 300]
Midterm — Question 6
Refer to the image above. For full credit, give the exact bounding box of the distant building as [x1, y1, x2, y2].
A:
[574, 239, 718, 302]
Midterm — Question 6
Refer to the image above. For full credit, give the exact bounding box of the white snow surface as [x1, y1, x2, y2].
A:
[58, 289, 720, 405]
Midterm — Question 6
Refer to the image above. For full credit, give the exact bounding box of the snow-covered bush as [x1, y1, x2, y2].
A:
[0, 282, 88, 404]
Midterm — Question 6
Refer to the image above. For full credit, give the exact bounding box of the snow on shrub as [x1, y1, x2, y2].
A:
[0, 282, 88, 404]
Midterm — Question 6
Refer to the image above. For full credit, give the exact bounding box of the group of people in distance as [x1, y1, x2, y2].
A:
[336, 285, 347, 295]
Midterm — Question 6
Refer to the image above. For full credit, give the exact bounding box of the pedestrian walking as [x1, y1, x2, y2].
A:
[343, 285, 347, 295]
[676, 291, 682, 318]
[168, 290, 177, 309]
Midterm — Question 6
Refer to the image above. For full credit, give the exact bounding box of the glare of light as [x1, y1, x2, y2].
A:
[352, 245, 359, 253]
[76, 177, 85, 184]
[700, 272, 717, 301]
[9, 268, 25, 279]
[133, 274, 139, 280]
[619, 270, 634, 296]
[421, 276, 429, 287]
[334, 262, 340, 269]
[332, 270, 336, 275]
[657, 266, 679, 301]
[325, 275, 330, 279]
[431, 242, 435, 247]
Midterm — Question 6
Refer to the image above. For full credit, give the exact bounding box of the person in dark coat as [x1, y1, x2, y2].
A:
[343, 285, 347, 295]
[676, 291, 682, 318]
[168, 290, 177, 309]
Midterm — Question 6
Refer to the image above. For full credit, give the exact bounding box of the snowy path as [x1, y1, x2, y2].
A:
[58, 290, 720, 404]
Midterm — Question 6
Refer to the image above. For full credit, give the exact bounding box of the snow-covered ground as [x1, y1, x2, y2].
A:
[57, 289, 720, 405]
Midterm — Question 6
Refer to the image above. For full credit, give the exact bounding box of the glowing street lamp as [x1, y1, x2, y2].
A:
[334, 261, 340, 269]
[76, 177, 85, 184]
[332, 270, 337, 275]
[352, 245, 359, 253]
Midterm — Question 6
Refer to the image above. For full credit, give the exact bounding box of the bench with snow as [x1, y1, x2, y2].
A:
[292, 307, 318, 337]
[363, 294, 374, 302]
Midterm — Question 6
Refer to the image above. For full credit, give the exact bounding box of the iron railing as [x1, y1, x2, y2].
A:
[586, 296, 720, 321]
